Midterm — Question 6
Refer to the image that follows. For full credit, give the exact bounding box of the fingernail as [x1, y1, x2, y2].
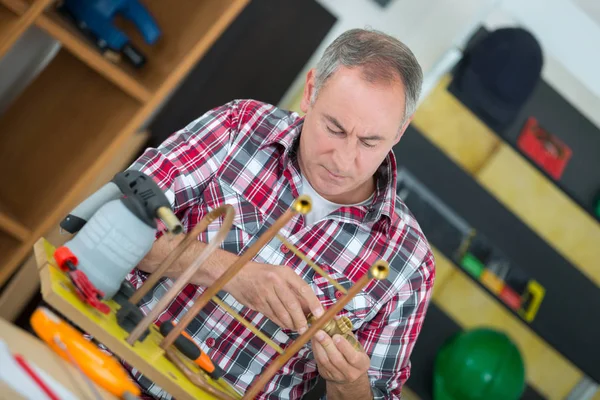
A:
[316, 331, 325, 341]
[314, 307, 324, 317]
[334, 335, 341, 344]
[299, 326, 307, 334]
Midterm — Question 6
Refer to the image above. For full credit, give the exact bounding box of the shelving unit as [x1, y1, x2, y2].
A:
[0, 0, 248, 286]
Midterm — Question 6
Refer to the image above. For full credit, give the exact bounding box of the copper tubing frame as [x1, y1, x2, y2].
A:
[160, 195, 313, 350]
[126, 205, 236, 345]
[242, 260, 390, 400]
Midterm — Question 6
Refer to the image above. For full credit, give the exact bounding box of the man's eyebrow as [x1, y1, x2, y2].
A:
[358, 134, 385, 141]
[324, 114, 347, 132]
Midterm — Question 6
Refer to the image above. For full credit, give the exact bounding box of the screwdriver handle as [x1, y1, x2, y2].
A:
[159, 321, 223, 379]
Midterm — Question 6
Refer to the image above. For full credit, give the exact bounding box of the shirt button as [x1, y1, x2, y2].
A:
[206, 337, 216, 348]
[335, 290, 343, 299]
[280, 244, 289, 254]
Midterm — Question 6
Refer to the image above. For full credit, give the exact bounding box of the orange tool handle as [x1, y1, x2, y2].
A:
[159, 321, 223, 379]
[30, 307, 141, 398]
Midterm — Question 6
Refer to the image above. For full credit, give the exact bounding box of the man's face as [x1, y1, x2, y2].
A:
[298, 66, 410, 204]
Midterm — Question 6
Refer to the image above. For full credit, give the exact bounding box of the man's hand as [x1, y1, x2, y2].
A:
[223, 262, 324, 332]
[312, 331, 373, 400]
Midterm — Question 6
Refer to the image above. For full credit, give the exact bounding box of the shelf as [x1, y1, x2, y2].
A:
[0, 3, 22, 58]
[3, 0, 249, 99]
[0, 201, 30, 241]
[0, 231, 22, 273]
[0, 0, 54, 58]
[0, 48, 141, 231]
[113, 0, 249, 94]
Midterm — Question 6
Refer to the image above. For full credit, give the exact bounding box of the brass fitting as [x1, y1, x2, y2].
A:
[307, 313, 362, 352]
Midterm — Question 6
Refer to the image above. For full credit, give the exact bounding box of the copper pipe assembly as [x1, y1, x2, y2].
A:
[160, 195, 312, 350]
[126, 205, 235, 345]
[306, 313, 362, 352]
[275, 234, 348, 295]
[242, 260, 390, 400]
[212, 297, 284, 354]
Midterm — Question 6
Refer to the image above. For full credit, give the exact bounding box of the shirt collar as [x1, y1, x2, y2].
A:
[259, 115, 398, 235]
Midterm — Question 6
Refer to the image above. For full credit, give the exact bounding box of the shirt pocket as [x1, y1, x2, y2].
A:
[202, 178, 264, 254]
[311, 267, 375, 331]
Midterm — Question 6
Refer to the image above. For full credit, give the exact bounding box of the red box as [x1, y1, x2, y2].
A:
[517, 116, 572, 180]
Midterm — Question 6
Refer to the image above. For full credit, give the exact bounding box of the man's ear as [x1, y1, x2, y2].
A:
[300, 68, 316, 114]
[394, 115, 414, 144]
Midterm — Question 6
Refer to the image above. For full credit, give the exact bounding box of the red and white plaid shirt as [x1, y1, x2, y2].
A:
[126, 99, 435, 399]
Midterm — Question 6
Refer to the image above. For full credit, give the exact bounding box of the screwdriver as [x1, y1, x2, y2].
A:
[159, 321, 224, 379]
[30, 307, 141, 399]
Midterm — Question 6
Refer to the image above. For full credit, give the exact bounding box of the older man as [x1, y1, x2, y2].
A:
[128, 28, 435, 400]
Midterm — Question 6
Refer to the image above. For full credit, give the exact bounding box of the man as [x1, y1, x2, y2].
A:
[127, 28, 435, 399]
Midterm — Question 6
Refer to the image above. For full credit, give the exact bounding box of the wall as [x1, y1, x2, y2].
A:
[279, 0, 600, 130]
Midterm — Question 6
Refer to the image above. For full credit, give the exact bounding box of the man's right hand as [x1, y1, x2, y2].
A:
[223, 262, 324, 333]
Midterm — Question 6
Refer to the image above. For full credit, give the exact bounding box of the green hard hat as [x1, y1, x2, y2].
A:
[433, 328, 525, 400]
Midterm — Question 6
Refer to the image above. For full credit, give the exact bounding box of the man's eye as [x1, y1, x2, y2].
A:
[362, 141, 376, 148]
[327, 127, 344, 135]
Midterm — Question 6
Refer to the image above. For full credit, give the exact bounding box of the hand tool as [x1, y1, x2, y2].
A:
[159, 320, 224, 379]
[54, 245, 109, 314]
[30, 307, 141, 400]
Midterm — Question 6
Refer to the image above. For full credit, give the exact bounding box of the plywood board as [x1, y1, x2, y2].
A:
[35, 238, 241, 400]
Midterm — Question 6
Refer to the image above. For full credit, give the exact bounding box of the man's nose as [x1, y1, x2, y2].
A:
[331, 140, 356, 174]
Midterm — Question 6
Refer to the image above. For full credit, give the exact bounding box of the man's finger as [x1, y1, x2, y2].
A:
[312, 331, 343, 380]
[286, 271, 324, 318]
[333, 334, 365, 368]
[266, 293, 293, 330]
[275, 284, 308, 333]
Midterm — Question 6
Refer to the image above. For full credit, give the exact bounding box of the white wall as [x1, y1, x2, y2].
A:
[279, 0, 600, 130]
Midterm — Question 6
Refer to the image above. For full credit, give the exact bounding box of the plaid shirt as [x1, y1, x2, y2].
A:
[126, 99, 435, 399]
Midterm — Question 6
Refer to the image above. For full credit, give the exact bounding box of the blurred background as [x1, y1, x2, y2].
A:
[0, 0, 598, 399]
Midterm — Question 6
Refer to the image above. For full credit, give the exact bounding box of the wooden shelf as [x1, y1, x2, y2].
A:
[0, 231, 21, 271]
[38, 8, 152, 103]
[0, 3, 22, 58]
[0, 0, 54, 58]
[2, 0, 248, 100]
[0, 49, 141, 230]
[0, 201, 30, 241]
[110, 0, 248, 94]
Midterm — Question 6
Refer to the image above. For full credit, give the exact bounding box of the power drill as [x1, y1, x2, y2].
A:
[58, 170, 183, 306]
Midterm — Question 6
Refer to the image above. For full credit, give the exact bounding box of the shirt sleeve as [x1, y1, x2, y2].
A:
[359, 250, 436, 400]
[127, 100, 241, 218]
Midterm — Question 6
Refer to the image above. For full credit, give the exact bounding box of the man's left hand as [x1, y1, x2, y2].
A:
[311, 330, 370, 384]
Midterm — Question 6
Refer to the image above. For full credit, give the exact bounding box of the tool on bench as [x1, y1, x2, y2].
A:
[159, 321, 224, 379]
[54, 245, 110, 314]
[58, 170, 183, 310]
[30, 307, 141, 400]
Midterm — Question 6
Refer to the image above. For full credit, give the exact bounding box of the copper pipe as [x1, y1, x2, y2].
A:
[212, 297, 284, 354]
[130, 205, 233, 305]
[242, 260, 390, 400]
[126, 205, 235, 345]
[276, 234, 347, 295]
[165, 348, 238, 400]
[160, 195, 312, 350]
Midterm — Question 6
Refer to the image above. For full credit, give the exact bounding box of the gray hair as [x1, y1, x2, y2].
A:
[312, 28, 423, 123]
